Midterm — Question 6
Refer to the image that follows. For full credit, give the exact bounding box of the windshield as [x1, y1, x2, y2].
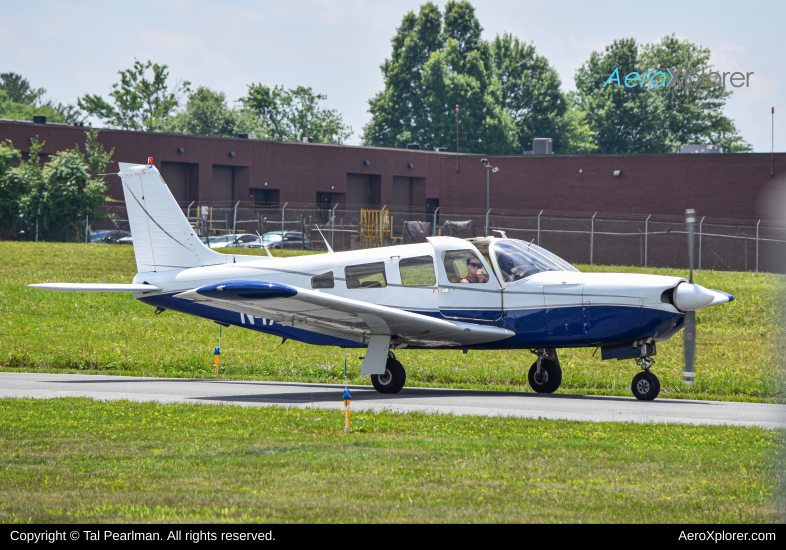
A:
[262, 232, 283, 242]
[526, 243, 580, 272]
[492, 240, 563, 282]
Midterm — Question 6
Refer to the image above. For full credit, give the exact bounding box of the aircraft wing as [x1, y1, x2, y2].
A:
[173, 280, 514, 348]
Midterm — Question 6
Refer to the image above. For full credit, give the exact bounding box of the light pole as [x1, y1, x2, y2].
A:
[480, 158, 499, 236]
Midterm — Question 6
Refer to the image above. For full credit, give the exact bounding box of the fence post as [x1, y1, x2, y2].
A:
[590, 212, 596, 265]
[537, 210, 543, 245]
[432, 207, 440, 236]
[698, 216, 704, 270]
[331, 203, 338, 249]
[644, 214, 651, 267]
[35, 219, 38, 243]
[756, 219, 760, 272]
[485, 208, 492, 237]
[301, 215, 305, 250]
[85, 214, 89, 244]
[232, 201, 239, 243]
[281, 202, 288, 236]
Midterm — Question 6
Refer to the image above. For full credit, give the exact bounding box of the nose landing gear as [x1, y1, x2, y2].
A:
[527, 348, 562, 394]
[631, 356, 660, 401]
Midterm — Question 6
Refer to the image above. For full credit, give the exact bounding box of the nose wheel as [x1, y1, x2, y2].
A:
[527, 349, 562, 393]
[631, 356, 660, 400]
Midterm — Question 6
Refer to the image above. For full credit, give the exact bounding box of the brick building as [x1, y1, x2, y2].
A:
[2, 118, 784, 221]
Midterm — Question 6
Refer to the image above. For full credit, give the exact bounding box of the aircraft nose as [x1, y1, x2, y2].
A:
[673, 282, 716, 311]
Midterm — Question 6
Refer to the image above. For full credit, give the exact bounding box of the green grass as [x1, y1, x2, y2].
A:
[1, 242, 783, 403]
[0, 398, 782, 523]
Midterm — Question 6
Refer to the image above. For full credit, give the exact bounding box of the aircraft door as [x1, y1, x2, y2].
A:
[544, 283, 586, 344]
[428, 237, 502, 321]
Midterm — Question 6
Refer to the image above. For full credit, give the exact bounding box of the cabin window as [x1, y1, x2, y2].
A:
[345, 262, 387, 289]
[441, 250, 489, 284]
[311, 271, 334, 289]
[399, 255, 436, 286]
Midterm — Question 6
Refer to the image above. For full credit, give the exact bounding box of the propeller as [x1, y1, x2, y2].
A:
[683, 209, 696, 386]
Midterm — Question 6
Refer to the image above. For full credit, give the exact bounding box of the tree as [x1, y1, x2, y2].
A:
[166, 87, 261, 138]
[0, 72, 46, 105]
[363, 2, 444, 149]
[640, 35, 751, 152]
[491, 33, 582, 153]
[78, 60, 190, 131]
[241, 85, 352, 143]
[0, 72, 82, 123]
[0, 140, 25, 234]
[365, 1, 594, 154]
[574, 36, 750, 153]
[422, 38, 516, 153]
[365, 1, 516, 152]
[574, 38, 668, 154]
[18, 131, 112, 241]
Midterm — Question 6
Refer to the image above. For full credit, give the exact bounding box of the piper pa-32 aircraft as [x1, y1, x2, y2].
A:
[30, 161, 734, 400]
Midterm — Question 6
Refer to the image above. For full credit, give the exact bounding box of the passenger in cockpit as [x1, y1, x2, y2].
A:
[460, 258, 489, 283]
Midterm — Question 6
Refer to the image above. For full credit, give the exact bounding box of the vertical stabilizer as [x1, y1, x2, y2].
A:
[118, 162, 231, 273]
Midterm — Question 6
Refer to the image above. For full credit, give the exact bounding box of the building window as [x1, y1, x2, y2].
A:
[345, 262, 387, 289]
[399, 255, 436, 286]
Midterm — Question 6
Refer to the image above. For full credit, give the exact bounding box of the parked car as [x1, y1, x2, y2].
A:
[117, 236, 133, 245]
[260, 231, 312, 250]
[90, 230, 130, 244]
[199, 233, 265, 249]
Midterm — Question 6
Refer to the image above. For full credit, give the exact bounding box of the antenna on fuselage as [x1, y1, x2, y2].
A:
[255, 230, 274, 258]
[315, 224, 334, 253]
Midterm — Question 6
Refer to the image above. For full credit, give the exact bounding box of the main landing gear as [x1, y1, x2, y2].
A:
[631, 355, 660, 401]
[371, 352, 407, 394]
[527, 348, 562, 394]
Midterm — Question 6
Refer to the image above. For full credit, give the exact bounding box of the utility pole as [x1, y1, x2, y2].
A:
[480, 159, 498, 236]
[456, 105, 460, 173]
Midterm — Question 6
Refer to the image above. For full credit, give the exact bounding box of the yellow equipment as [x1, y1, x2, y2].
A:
[359, 209, 393, 249]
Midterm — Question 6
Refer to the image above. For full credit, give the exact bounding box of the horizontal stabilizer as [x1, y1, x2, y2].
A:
[28, 283, 160, 293]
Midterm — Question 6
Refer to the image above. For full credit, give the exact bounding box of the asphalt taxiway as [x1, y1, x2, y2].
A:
[2, 372, 784, 429]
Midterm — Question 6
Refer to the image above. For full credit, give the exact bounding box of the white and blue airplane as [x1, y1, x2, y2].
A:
[30, 162, 734, 400]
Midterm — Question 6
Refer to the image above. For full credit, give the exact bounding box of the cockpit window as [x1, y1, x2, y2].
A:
[493, 241, 563, 282]
[526, 243, 580, 272]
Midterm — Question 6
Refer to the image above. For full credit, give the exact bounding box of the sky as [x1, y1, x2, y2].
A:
[1, 0, 783, 151]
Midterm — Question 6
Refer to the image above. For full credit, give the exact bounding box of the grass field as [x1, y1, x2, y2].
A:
[1, 397, 783, 523]
[1, 242, 783, 403]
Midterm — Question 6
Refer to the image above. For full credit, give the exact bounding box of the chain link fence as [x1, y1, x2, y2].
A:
[97, 201, 786, 274]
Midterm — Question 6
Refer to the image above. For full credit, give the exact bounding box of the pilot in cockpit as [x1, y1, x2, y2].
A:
[460, 258, 489, 283]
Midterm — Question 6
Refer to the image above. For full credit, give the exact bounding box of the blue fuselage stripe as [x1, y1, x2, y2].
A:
[139, 294, 684, 350]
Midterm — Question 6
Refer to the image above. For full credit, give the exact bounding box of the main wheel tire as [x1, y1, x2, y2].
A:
[371, 357, 406, 394]
[527, 358, 562, 394]
[631, 371, 660, 401]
